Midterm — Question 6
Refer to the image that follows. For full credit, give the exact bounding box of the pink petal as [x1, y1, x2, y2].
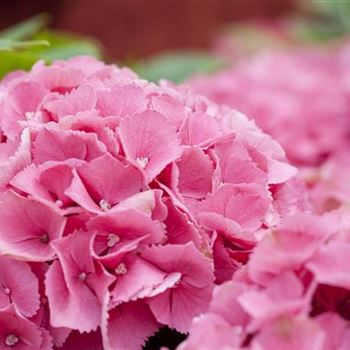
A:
[316, 313, 347, 350]
[88, 208, 161, 243]
[102, 300, 159, 350]
[212, 236, 244, 283]
[0, 191, 66, 261]
[45, 230, 114, 332]
[339, 329, 350, 350]
[43, 85, 96, 120]
[307, 240, 350, 290]
[76, 154, 143, 207]
[251, 316, 326, 350]
[38, 329, 54, 350]
[268, 158, 297, 184]
[142, 243, 214, 332]
[163, 197, 202, 247]
[33, 64, 84, 91]
[178, 314, 241, 350]
[64, 169, 101, 213]
[0, 128, 31, 188]
[0, 304, 43, 350]
[176, 147, 214, 199]
[97, 84, 147, 117]
[141, 243, 213, 288]
[148, 282, 213, 333]
[238, 272, 306, 332]
[45, 260, 96, 332]
[200, 183, 270, 232]
[199, 211, 254, 247]
[151, 93, 189, 129]
[38, 162, 76, 206]
[249, 213, 333, 285]
[212, 139, 267, 188]
[59, 112, 120, 156]
[0, 80, 47, 138]
[11, 164, 52, 202]
[0, 256, 39, 318]
[11, 159, 83, 212]
[111, 257, 181, 304]
[118, 111, 182, 181]
[87, 209, 165, 270]
[209, 281, 250, 327]
[116, 190, 161, 216]
[179, 112, 223, 146]
[33, 128, 105, 164]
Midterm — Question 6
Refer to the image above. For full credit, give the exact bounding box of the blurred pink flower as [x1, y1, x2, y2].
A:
[189, 48, 350, 167]
[181, 210, 350, 349]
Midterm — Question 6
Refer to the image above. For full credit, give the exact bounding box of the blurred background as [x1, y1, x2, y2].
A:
[1, 0, 349, 81]
[0, 0, 295, 59]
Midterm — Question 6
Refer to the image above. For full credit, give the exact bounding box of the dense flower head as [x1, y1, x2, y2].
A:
[0, 56, 298, 349]
[189, 47, 350, 167]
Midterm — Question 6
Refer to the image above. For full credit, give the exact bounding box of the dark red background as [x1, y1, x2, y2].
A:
[0, 0, 295, 59]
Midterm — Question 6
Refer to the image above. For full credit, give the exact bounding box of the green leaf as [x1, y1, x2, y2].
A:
[132, 51, 226, 83]
[0, 13, 49, 40]
[0, 29, 103, 79]
[0, 51, 38, 78]
[0, 38, 49, 51]
[299, 0, 350, 40]
[31, 30, 102, 59]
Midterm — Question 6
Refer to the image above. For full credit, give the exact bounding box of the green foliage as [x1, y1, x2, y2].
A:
[294, 0, 350, 42]
[0, 14, 102, 79]
[0, 39, 49, 51]
[30, 30, 102, 60]
[312, 0, 350, 29]
[132, 51, 225, 83]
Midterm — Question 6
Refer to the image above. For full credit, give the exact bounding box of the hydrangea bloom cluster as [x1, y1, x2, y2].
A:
[180, 210, 350, 350]
[189, 47, 350, 167]
[0, 56, 298, 350]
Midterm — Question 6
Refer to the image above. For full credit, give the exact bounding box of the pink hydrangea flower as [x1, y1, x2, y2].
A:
[0, 56, 297, 349]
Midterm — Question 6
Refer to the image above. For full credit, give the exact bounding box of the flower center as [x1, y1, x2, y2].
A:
[136, 157, 149, 169]
[39, 233, 49, 244]
[115, 263, 127, 275]
[99, 199, 111, 211]
[25, 111, 35, 120]
[107, 234, 120, 248]
[5, 334, 19, 347]
[55, 200, 63, 208]
[78, 272, 87, 281]
[3, 287, 11, 295]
